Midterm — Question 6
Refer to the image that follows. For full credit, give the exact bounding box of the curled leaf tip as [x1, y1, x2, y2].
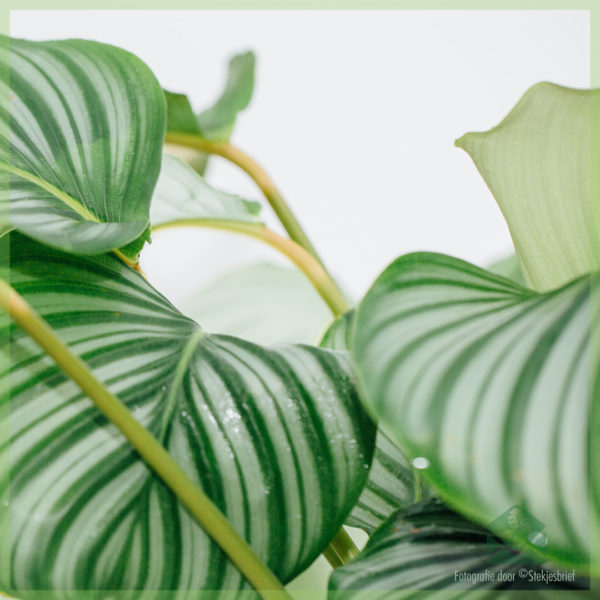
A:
[456, 81, 599, 291]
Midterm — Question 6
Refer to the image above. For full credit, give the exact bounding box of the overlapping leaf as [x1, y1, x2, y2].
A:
[150, 154, 261, 229]
[488, 254, 525, 287]
[329, 500, 589, 598]
[180, 261, 332, 345]
[0, 232, 375, 598]
[0, 36, 166, 261]
[352, 252, 597, 572]
[321, 313, 431, 535]
[456, 83, 600, 291]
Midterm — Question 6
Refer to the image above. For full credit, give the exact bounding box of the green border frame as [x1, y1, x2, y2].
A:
[0, 4, 597, 599]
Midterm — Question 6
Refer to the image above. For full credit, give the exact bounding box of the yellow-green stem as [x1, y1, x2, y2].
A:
[153, 220, 350, 316]
[164, 133, 323, 263]
[0, 279, 290, 600]
[326, 529, 361, 566]
[322, 546, 344, 569]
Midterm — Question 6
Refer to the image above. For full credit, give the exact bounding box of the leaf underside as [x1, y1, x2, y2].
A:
[150, 154, 261, 230]
[456, 82, 599, 292]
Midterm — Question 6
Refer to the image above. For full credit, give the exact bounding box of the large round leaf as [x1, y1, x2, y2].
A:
[0, 232, 375, 597]
[329, 500, 589, 598]
[0, 36, 166, 261]
[352, 252, 596, 572]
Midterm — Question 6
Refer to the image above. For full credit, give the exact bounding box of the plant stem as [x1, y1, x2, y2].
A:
[153, 220, 350, 316]
[0, 279, 291, 600]
[322, 546, 344, 569]
[323, 529, 360, 568]
[164, 133, 324, 265]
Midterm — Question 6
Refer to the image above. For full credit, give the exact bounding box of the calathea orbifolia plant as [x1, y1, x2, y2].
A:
[0, 34, 596, 600]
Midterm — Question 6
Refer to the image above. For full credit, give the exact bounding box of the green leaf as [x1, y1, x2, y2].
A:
[198, 51, 255, 142]
[329, 500, 589, 598]
[488, 254, 525, 287]
[0, 36, 166, 262]
[164, 51, 255, 176]
[321, 313, 432, 535]
[320, 311, 354, 351]
[165, 52, 256, 175]
[456, 83, 599, 292]
[180, 261, 332, 345]
[150, 154, 261, 229]
[1, 232, 375, 596]
[164, 90, 201, 135]
[163, 92, 209, 175]
[344, 429, 431, 536]
[352, 252, 597, 572]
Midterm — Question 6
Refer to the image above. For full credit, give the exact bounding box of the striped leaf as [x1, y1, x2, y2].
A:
[0, 232, 375, 597]
[456, 83, 600, 292]
[329, 500, 589, 598]
[321, 313, 431, 535]
[0, 36, 165, 262]
[352, 252, 597, 573]
[343, 429, 431, 536]
[150, 154, 261, 229]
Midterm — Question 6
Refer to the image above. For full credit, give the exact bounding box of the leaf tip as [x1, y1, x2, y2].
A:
[454, 132, 473, 152]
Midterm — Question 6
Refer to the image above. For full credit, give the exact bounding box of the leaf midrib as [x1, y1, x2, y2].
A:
[0, 161, 146, 264]
[158, 328, 205, 441]
[0, 160, 100, 223]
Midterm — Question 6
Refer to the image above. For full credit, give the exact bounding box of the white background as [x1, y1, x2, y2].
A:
[10, 10, 590, 305]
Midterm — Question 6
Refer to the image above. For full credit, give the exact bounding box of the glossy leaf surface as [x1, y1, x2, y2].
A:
[0, 36, 165, 261]
[0, 232, 375, 597]
[353, 252, 597, 572]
